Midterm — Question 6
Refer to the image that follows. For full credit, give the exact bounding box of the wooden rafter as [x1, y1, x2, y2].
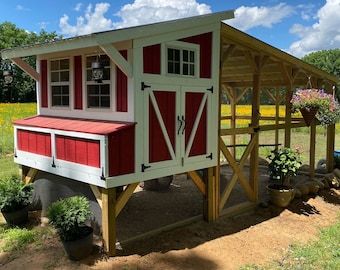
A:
[221, 44, 236, 66]
[12, 58, 40, 81]
[90, 185, 103, 208]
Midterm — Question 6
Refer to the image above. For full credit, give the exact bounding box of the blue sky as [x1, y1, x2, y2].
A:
[1, 0, 339, 57]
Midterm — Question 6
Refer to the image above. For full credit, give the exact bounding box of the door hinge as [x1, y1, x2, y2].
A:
[141, 164, 151, 172]
[51, 156, 56, 168]
[206, 153, 213, 160]
[100, 168, 106, 180]
[207, 86, 213, 93]
[141, 82, 151, 91]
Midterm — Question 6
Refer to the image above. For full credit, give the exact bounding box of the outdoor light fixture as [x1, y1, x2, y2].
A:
[2, 66, 13, 85]
[91, 56, 104, 83]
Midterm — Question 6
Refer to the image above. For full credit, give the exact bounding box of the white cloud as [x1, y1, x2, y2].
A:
[74, 3, 83, 12]
[38, 21, 50, 30]
[59, 0, 211, 36]
[59, 3, 114, 36]
[288, 0, 340, 57]
[297, 4, 316, 21]
[226, 3, 294, 31]
[16, 4, 30, 11]
[114, 0, 211, 29]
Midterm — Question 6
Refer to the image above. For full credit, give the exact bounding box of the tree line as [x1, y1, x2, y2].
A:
[0, 22, 339, 103]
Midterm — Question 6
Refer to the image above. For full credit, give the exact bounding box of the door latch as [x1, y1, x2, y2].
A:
[141, 82, 151, 91]
[206, 153, 213, 160]
[141, 164, 151, 172]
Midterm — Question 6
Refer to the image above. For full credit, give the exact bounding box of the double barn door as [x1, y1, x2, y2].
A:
[143, 83, 212, 172]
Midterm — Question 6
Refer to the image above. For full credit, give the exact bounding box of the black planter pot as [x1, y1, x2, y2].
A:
[1, 206, 29, 226]
[267, 184, 294, 208]
[61, 226, 93, 260]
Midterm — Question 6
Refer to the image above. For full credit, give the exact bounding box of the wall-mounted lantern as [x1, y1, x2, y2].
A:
[3, 70, 13, 85]
[91, 56, 103, 83]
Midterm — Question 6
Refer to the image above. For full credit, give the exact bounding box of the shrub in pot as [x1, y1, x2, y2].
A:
[267, 148, 302, 207]
[47, 196, 93, 260]
[0, 175, 33, 225]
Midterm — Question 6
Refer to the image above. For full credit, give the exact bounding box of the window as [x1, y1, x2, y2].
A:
[50, 59, 70, 107]
[86, 55, 111, 109]
[167, 47, 196, 76]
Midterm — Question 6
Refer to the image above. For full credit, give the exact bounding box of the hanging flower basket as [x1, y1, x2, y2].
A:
[291, 88, 340, 126]
[299, 107, 318, 126]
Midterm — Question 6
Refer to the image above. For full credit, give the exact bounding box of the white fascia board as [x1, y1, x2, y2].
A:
[1, 10, 234, 60]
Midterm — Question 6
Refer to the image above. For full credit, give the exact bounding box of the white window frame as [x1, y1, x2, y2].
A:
[85, 54, 113, 110]
[49, 58, 71, 108]
[161, 41, 200, 78]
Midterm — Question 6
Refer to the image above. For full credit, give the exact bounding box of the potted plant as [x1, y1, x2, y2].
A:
[0, 175, 33, 225]
[47, 196, 93, 260]
[291, 88, 340, 126]
[267, 148, 302, 207]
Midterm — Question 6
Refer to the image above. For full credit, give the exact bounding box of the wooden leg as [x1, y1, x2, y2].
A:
[22, 167, 38, 184]
[326, 124, 335, 172]
[203, 167, 218, 222]
[101, 188, 116, 257]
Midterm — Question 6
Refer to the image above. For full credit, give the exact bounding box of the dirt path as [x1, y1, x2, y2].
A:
[1, 189, 339, 270]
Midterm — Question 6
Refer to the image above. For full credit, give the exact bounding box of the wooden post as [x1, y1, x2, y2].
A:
[326, 124, 335, 172]
[284, 83, 293, 148]
[231, 88, 237, 158]
[203, 167, 219, 222]
[249, 71, 260, 202]
[310, 122, 316, 179]
[275, 88, 280, 150]
[101, 188, 116, 257]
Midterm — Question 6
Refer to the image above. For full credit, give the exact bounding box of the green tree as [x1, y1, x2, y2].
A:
[302, 49, 340, 99]
[0, 22, 60, 102]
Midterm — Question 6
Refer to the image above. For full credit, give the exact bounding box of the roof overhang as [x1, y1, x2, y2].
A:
[1, 10, 234, 60]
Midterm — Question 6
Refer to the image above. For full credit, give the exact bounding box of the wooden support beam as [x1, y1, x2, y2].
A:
[221, 127, 254, 136]
[12, 57, 40, 81]
[23, 168, 38, 184]
[284, 84, 293, 147]
[90, 185, 102, 208]
[235, 87, 249, 104]
[230, 88, 237, 157]
[275, 88, 280, 150]
[98, 43, 132, 78]
[249, 71, 260, 202]
[310, 122, 316, 179]
[101, 188, 116, 257]
[204, 167, 219, 222]
[115, 183, 139, 217]
[221, 44, 236, 66]
[326, 124, 335, 172]
[188, 171, 206, 196]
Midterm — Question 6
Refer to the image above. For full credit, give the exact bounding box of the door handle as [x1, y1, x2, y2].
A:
[177, 115, 183, 135]
[181, 115, 186, 135]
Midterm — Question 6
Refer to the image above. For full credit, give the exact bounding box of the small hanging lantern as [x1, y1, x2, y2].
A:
[3, 68, 13, 85]
[91, 56, 103, 83]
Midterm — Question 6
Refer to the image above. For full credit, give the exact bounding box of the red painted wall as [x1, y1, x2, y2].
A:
[56, 135, 100, 168]
[149, 91, 176, 163]
[108, 125, 135, 176]
[185, 92, 207, 156]
[181, 32, 212, 78]
[116, 50, 128, 112]
[17, 129, 51, 157]
[74, 55, 83, 110]
[143, 44, 161, 74]
[40, 60, 48, 107]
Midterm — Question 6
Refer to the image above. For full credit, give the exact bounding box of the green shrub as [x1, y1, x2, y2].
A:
[267, 148, 302, 186]
[47, 196, 91, 241]
[0, 175, 33, 212]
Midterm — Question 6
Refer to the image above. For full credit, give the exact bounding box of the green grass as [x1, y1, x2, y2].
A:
[0, 155, 19, 179]
[240, 217, 340, 270]
[0, 226, 36, 252]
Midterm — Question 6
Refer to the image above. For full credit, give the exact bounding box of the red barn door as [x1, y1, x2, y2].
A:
[143, 84, 180, 171]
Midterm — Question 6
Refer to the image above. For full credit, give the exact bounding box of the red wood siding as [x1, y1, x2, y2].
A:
[149, 91, 176, 163]
[40, 60, 48, 107]
[181, 32, 212, 78]
[143, 44, 161, 74]
[108, 125, 135, 176]
[116, 50, 128, 112]
[17, 129, 51, 157]
[56, 135, 100, 168]
[74, 55, 83, 110]
[185, 92, 207, 157]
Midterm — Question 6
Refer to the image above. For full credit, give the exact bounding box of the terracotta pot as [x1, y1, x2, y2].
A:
[300, 107, 318, 126]
[1, 206, 29, 226]
[267, 184, 295, 208]
[61, 226, 93, 260]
